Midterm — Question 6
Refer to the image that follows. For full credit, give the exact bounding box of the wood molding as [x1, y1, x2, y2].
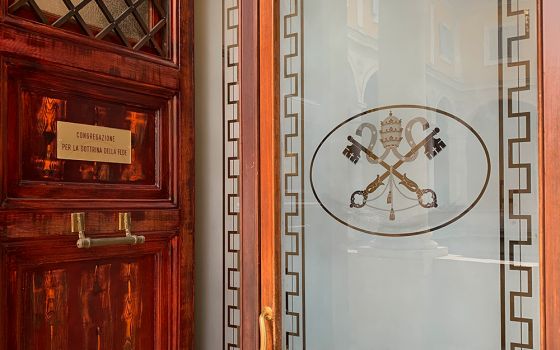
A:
[259, 0, 281, 349]
[0, 24, 180, 90]
[0, 0, 194, 347]
[541, 0, 560, 348]
[240, 0, 260, 349]
[250, 1, 559, 349]
[178, 0, 195, 348]
[2, 15, 178, 66]
[2, 59, 176, 209]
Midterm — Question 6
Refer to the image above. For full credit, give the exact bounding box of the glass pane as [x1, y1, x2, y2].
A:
[9, 0, 166, 56]
[279, 0, 539, 349]
[33, 0, 148, 40]
[78, 1, 111, 30]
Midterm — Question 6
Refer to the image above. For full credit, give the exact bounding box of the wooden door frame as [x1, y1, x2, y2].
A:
[239, 0, 280, 349]
[239, 0, 261, 348]
[179, 0, 195, 347]
[258, 0, 281, 349]
[541, 0, 560, 348]
[240, 0, 560, 349]
[0, 0, 194, 347]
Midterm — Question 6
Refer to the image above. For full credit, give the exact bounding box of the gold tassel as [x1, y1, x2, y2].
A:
[389, 208, 395, 221]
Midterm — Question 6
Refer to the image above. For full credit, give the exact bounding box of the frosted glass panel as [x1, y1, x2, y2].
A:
[279, 0, 540, 349]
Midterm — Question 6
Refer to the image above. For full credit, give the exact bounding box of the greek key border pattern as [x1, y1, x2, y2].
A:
[278, 1, 538, 349]
[500, 0, 537, 349]
[223, 1, 241, 349]
[282, 0, 306, 348]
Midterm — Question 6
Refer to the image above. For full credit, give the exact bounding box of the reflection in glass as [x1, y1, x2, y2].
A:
[280, 0, 540, 349]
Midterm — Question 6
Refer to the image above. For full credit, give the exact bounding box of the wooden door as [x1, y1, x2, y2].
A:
[244, 0, 560, 349]
[0, 0, 193, 349]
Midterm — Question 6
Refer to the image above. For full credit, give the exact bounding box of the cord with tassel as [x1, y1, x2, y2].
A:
[387, 168, 396, 221]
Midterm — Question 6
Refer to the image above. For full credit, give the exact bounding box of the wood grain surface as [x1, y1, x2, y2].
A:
[0, 0, 194, 348]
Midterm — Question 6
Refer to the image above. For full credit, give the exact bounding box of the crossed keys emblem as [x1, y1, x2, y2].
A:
[342, 112, 446, 221]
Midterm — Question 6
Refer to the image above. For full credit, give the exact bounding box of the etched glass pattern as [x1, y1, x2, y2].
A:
[279, 0, 540, 349]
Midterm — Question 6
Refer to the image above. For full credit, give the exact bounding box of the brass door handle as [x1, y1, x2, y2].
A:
[71, 212, 145, 249]
[259, 306, 273, 350]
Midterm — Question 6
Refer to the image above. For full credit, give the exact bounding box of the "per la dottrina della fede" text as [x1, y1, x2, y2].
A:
[60, 130, 129, 156]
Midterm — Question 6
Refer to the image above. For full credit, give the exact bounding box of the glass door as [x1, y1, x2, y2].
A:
[277, 0, 540, 349]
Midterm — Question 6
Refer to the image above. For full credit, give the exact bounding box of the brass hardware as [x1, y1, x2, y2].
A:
[71, 212, 86, 240]
[72, 212, 145, 249]
[259, 306, 273, 350]
[119, 212, 132, 233]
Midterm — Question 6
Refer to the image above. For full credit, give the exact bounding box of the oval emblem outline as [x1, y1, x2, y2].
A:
[309, 104, 491, 237]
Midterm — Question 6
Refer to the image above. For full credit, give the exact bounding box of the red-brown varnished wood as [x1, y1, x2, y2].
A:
[240, 0, 260, 348]
[1, 210, 180, 238]
[6, 6, 165, 57]
[252, 1, 559, 350]
[4, 232, 176, 349]
[0, 231, 6, 350]
[178, 0, 195, 347]
[542, 0, 560, 348]
[0, 0, 194, 348]
[537, 1, 545, 348]
[0, 53, 6, 350]
[0, 18, 180, 90]
[3, 59, 175, 207]
[259, 0, 281, 349]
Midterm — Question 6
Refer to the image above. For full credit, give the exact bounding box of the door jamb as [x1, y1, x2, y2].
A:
[259, 0, 282, 349]
[249, 0, 560, 349]
[541, 0, 560, 348]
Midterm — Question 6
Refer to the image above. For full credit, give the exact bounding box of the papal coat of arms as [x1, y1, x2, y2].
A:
[310, 105, 490, 237]
[342, 111, 446, 221]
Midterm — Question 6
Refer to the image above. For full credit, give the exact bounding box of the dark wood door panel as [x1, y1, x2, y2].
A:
[0, 24, 180, 90]
[2, 232, 178, 350]
[0, 0, 193, 348]
[0, 210, 180, 239]
[2, 58, 177, 208]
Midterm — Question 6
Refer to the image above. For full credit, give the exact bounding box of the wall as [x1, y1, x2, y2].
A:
[194, 0, 222, 349]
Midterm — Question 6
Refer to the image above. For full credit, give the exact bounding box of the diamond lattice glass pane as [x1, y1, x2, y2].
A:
[137, 0, 150, 27]
[79, 1, 110, 31]
[33, 0, 148, 41]
[120, 16, 144, 41]
[34, 0, 69, 19]
[103, 0, 128, 18]
[104, 0, 149, 41]
[9, 0, 167, 57]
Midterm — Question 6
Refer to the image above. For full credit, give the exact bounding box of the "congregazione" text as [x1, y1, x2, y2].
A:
[76, 131, 116, 143]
